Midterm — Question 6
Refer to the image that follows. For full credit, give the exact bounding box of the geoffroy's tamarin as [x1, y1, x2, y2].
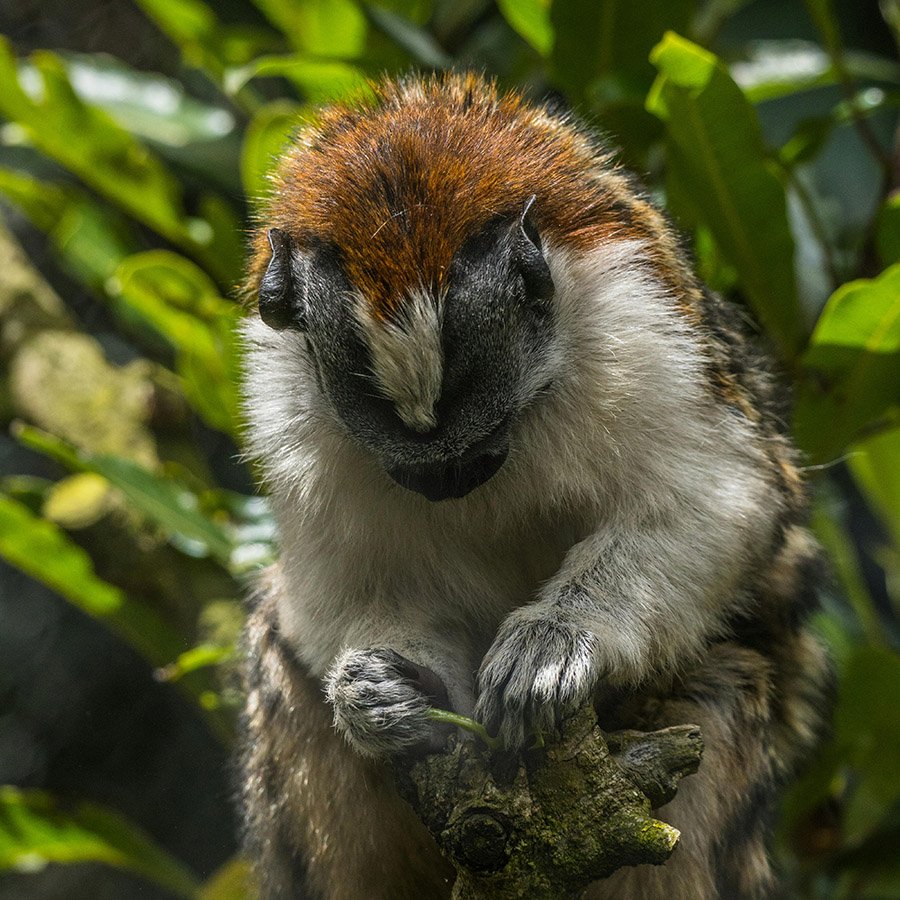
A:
[238, 74, 832, 899]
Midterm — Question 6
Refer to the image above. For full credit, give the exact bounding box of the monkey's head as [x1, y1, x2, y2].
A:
[245, 75, 671, 501]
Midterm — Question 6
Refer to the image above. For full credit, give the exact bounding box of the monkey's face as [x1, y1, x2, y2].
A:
[256, 203, 560, 501]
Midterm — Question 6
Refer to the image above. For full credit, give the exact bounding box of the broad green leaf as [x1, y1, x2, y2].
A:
[109, 251, 241, 436]
[135, 0, 279, 76]
[0, 45, 182, 250]
[648, 33, 803, 359]
[0, 167, 68, 232]
[59, 52, 237, 148]
[850, 426, 900, 550]
[794, 264, 900, 462]
[731, 41, 900, 104]
[365, 5, 452, 68]
[0, 492, 184, 664]
[15, 425, 234, 569]
[0, 493, 123, 617]
[241, 101, 302, 207]
[226, 56, 368, 104]
[0, 167, 134, 286]
[497, 0, 553, 57]
[551, 0, 694, 101]
[0, 787, 199, 899]
[251, 0, 367, 57]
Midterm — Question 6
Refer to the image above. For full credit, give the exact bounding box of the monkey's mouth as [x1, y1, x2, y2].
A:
[387, 449, 508, 502]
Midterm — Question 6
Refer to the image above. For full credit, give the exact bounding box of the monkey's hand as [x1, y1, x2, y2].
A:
[325, 648, 451, 758]
[475, 609, 602, 750]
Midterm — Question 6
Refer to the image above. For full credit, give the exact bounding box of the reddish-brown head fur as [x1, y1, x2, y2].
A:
[247, 73, 688, 320]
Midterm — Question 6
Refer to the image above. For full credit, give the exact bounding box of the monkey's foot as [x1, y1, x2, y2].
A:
[325, 647, 450, 758]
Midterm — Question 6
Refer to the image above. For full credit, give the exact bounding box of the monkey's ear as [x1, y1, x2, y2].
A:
[258, 228, 308, 331]
[515, 195, 554, 307]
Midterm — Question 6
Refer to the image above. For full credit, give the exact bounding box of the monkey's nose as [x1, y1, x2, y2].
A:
[387, 449, 508, 501]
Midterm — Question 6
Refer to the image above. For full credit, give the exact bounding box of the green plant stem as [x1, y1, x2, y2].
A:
[428, 708, 502, 751]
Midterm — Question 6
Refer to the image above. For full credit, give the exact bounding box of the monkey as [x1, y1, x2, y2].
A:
[238, 74, 832, 899]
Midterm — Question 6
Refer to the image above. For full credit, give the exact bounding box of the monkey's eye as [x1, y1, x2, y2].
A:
[258, 228, 308, 331]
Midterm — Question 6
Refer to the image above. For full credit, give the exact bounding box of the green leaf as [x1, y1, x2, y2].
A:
[240, 101, 302, 207]
[0, 493, 123, 618]
[135, 0, 279, 76]
[60, 52, 237, 148]
[0, 167, 134, 286]
[0, 492, 184, 664]
[0, 45, 183, 251]
[365, 5, 451, 68]
[200, 856, 258, 900]
[647, 32, 803, 359]
[252, 0, 367, 57]
[226, 56, 368, 104]
[850, 426, 900, 550]
[14, 425, 234, 569]
[551, 0, 694, 102]
[794, 264, 900, 462]
[0, 787, 199, 899]
[731, 41, 900, 104]
[156, 643, 235, 683]
[497, 0, 553, 57]
[109, 251, 241, 436]
[834, 646, 900, 842]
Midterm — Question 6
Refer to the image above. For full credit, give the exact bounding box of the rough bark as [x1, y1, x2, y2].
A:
[395, 704, 703, 899]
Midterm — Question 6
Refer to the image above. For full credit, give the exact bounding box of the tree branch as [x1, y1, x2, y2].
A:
[395, 703, 703, 899]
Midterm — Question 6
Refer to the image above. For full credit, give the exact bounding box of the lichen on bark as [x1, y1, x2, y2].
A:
[395, 703, 703, 899]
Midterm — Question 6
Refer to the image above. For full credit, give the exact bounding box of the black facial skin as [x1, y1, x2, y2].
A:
[257, 201, 556, 501]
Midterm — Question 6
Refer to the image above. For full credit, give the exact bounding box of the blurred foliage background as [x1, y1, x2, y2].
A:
[0, 0, 898, 897]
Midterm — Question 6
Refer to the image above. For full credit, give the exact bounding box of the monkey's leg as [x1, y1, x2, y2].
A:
[240, 593, 454, 900]
[585, 633, 830, 900]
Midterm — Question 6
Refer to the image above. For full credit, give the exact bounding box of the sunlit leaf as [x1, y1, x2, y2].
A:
[240, 101, 301, 208]
[251, 0, 367, 57]
[109, 251, 241, 436]
[497, 0, 553, 57]
[199, 855, 259, 899]
[0, 787, 199, 899]
[135, 0, 279, 75]
[794, 264, 900, 462]
[0, 492, 184, 664]
[43, 473, 113, 529]
[226, 56, 368, 104]
[0, 493, 123, 617]
[156, 643, 235, 683]
[60, 52, 237, 147]
[0, 44, 184, 251]
[14, 425, 234, 568]
[648, 32, 803, 359]
[731, 40, 900, 103]
[0, 167, 134, 286]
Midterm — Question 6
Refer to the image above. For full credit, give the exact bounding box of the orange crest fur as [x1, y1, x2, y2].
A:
[246, 73, 696, 322]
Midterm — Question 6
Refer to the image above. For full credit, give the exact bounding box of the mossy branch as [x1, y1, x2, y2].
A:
[396, 703, 703, 899]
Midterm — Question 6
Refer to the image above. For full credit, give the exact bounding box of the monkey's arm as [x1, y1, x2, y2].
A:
[476, 502, 771, 748]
